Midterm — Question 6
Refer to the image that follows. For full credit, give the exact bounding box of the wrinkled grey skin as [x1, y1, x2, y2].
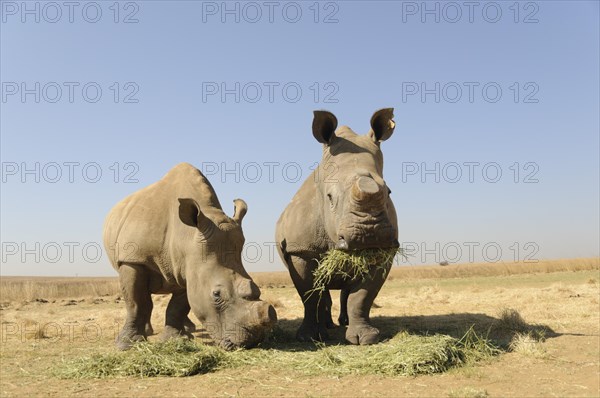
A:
[276, 109, 398, 345]
[104, 163, 277, 350]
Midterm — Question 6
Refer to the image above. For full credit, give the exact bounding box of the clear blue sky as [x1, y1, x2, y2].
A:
[1, 1, 598, 276]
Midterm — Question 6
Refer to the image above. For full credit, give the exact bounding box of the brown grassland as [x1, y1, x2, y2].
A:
[1, 257, 599, 397]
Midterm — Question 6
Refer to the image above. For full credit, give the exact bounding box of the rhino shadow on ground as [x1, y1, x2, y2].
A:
[241, 312, 560, 351]
[370, 313, 559, 349]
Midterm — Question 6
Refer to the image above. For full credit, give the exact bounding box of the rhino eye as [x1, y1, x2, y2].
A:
[211, 290, 221, 301]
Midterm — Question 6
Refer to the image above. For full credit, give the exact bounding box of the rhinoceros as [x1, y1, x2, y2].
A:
[275, 109, 398, 345]
[103, 162, 277, 350]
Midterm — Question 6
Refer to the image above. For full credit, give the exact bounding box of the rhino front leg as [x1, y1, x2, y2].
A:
[116, 263, 153, 350]
[286, 254, 330, 342]
[160, 291, 194, 341]
[345, 264, 390, 345]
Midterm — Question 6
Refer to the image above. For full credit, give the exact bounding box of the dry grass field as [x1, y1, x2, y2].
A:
[1, 258, 598, 397]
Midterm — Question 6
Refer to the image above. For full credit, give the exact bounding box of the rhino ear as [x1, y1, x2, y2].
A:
[370, 108, 395, 142]
[312, 110, 338, 145]
[232, 198, 247, 226]
[178, 198, 210, 231]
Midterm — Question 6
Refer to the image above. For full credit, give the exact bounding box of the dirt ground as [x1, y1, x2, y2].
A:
[1, 268, 599, 397]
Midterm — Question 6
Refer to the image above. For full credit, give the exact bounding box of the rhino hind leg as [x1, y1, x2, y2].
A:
[338, 289, 350, 326]
[324, 289, 350, 328]
[116, 263, 153, 350]
[345, 264, 390, 345]
[322, 291, 336, 329]
[160, 291, 194, 341]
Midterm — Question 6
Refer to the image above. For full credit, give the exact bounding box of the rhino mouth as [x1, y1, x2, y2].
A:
[335, 224, 398, 251]
[219, 327, 265, 350]
[334, 208, 397, 251]
[336, 236, 399, 251]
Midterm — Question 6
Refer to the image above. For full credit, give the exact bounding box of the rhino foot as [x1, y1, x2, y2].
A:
[296, 322, 330, 342]
[160, 325, 194, 342]
[116, 330, 146, 351]
[345, 324, 380, 345]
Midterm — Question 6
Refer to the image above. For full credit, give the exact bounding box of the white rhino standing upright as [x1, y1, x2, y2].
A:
[276, 109, 399, 345]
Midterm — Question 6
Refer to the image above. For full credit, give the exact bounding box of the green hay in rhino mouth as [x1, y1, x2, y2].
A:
[307, 248, 405, 299]
[53, 327, 500, 379]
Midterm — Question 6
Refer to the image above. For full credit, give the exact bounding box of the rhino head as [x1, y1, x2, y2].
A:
[312, 108, 399, 251]
[177, 198, 277, 350]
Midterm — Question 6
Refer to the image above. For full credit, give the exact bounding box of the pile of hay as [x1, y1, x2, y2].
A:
[55, 339, 223, 378]
[55, 328, 499, 379]
[304, 328, 499, 376]
[309, 248, 404, 297]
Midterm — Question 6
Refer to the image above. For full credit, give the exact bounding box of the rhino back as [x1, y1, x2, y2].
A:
[103, 163, 222, 283]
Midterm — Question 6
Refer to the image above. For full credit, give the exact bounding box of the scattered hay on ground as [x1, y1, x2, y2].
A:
[54, 339, 223, 378]
[54, 328, 500, 379]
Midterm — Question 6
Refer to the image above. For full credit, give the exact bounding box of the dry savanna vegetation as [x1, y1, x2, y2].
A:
[3, 258, 596, 302]
[0, 257, 598, 397]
